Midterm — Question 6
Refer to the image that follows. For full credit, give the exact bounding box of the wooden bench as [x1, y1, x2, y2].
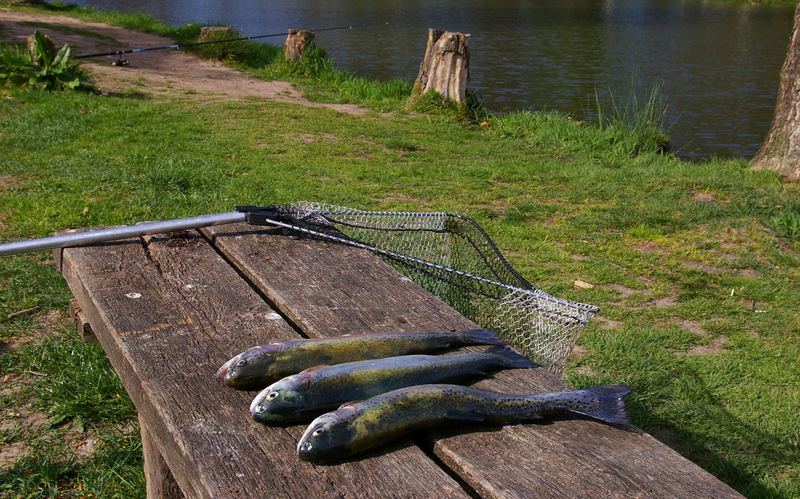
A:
[55, 224, 742, 498]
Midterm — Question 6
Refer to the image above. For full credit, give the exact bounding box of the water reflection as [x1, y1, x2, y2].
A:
[71, 0, 795, 159]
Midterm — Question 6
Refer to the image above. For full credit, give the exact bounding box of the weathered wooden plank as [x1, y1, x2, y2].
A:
[140, 415, 184, 499]
[204, 224, 742, 499]
[59, 231, 467, 499]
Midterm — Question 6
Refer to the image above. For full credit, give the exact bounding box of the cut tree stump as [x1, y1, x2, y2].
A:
[412, 29, 470, 103]
[284, 29, 315, 63]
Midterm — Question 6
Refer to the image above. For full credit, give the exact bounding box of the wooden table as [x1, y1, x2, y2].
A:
[55, 225, 742, 498]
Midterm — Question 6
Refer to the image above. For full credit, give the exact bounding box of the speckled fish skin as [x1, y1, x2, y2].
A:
[297, 383, 632, 463]
[251, 350, 533, 424]
[216, 329, 503, 390]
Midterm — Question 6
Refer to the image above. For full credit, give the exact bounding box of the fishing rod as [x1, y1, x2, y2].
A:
[0, 206, 295, 256]
[74, 24, 362, 61]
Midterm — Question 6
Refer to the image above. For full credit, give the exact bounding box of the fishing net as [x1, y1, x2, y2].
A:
[257, 202, 598, 375]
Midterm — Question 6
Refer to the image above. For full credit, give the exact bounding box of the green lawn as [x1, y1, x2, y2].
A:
[1, 5, 799, 498]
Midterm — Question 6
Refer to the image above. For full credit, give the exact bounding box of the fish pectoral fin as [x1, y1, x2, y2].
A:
[298, 364, 330, 374]
[445, 410, 486, 422]
[338, 400, 363, 409]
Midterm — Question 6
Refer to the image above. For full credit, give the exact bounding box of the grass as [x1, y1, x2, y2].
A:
[1, 3, 799, 498]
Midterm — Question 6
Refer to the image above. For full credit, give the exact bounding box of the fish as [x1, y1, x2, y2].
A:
[250, 348, 534, 424]
[216, 328, 504, 390]
[297, 383, 632, 463]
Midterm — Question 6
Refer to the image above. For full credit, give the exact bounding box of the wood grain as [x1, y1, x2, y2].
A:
[140, 415, 184, 499]
[204, 224, 742, 499]
[58, 231, 467, 498]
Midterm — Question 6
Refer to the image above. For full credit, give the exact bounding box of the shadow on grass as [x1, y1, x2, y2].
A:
[629, 368, 798, 498]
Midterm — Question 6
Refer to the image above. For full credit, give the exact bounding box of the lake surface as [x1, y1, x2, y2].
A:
[71, 0, 796, 159]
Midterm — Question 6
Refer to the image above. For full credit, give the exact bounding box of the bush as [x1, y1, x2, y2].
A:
[0, 31, 91, 91]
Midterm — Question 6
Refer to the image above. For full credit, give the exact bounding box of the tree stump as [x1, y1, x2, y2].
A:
[27, 31, 56, 68]
[751, 4, 800, 181]
[412, 29, 470, 103]
[284, 29, 315, 63]
[198, 26, 234, 42]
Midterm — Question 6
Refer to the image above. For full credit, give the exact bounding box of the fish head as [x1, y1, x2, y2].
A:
[216, 343, 282, 389]
[250, 377, 306, 424]
[297, 407, 358, 463]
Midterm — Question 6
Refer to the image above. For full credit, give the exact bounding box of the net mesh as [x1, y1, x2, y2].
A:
[267, 202, 598, 375]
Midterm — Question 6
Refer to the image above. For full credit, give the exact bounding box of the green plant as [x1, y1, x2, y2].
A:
[0, 31, 91, 91]
[592, 79, 670, 156]
[771, 210, 800, 241]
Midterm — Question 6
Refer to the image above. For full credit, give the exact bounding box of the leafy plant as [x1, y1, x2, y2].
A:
[0, 31, 91, 91]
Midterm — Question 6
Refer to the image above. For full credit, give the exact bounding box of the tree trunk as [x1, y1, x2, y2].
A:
[412, 29, 470, 103]
[284, 29, 315, 63]
[751, 4, 800, 181]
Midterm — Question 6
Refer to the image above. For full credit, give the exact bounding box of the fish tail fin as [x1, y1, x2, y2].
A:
[485, 346, 537, 369]
[554, 384, 632, 428]
[462, 328, 505, 346]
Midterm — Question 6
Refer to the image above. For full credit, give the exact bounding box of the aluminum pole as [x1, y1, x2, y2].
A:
[0, 212, 247, 256]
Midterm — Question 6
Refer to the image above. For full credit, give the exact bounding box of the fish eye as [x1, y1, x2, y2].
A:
[312, 428, 324, 437]
[236, 359, 247, 367]
[267, 391, 279, 400]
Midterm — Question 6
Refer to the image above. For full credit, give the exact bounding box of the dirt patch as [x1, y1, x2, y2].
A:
[0, 407, 49, 434]
[570, 344, 588, 359]
[594, 316, 622, 330]
[0, 176, 19, 191]
[292, 133, 339, 145]
[633, 241, 668, 255]
[682, 335, 727, 356]
[11, 309, 71, 348]
[0, 441, 26, 471]
[676, 319, 706, 336]
[738, 268, 760, 278]
[377, 192, 433, 209]
[681, 259, 721, 274]
[63, 423, 99, 462]
[691, 191, 717, 204]
[571, 254, 589, 262]
[0, 11, 367, 115]
[643, 295, 678, 309]
[607, 284, 638, 298]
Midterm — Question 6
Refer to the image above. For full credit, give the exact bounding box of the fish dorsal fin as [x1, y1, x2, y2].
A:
[336, 401, 362, 418]
[298, 364, 330, 375]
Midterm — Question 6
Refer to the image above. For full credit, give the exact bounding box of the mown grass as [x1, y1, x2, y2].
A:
[1, 3, 799, 498]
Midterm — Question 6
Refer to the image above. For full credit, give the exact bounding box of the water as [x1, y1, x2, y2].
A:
[71, 0, 796, 159]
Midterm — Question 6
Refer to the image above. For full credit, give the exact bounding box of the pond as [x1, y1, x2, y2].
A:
[71, 0, 796, 160]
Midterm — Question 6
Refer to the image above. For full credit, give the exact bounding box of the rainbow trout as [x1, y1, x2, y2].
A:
[297, 383, 632, 463]
[250, 349, 534, 424]
[216, 329, 503, 389]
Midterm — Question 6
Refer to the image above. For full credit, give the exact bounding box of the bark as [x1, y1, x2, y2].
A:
[751, 4, 800, 181]
[284, 29, 315, 63]
[412, 29, 470, 103]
